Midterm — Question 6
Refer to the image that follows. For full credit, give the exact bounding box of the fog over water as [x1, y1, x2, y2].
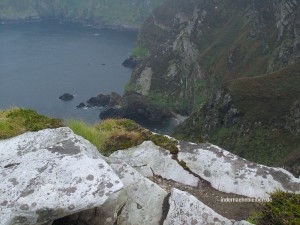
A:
[0, 21, 136, 124]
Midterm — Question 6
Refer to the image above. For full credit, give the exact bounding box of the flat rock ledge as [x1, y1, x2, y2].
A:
[0, 127, 123, 225]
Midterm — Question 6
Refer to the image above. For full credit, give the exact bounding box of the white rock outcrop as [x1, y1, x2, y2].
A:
[109, 162, 168, 224]
[178, 141, 300, 198]
[164, 188, 233, 225]
[110, 141, 200, 187]
[63, 161, 168, 225]
[1, 128, 300, 225]
[0, 127, 123, 225]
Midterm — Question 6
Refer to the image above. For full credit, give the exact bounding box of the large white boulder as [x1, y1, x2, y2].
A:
[110, 141, 200, 187]
[178, 141, 300, 198]
[0, 127, 123, 225]
[164, 188, 253, 225]
[69, 161, 168, 225]
[109, 162, 168, 225]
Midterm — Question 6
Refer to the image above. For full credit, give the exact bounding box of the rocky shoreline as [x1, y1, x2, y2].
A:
[76, 92, 174, 123]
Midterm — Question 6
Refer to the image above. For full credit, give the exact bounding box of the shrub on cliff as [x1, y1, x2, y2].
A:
[248, 190, 300, 225]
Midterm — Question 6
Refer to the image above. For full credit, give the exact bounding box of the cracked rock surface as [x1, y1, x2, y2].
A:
[178, 141, 300, 198]
[1, 128, 300, 225]
[0, 127, 123, 225]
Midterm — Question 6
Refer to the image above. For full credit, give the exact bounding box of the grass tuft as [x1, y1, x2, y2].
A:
[68, 118, 178, 156]
[0, 108, 63, 139]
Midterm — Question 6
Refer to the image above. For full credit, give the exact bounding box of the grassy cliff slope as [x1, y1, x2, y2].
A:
[127, 0, 300, 176]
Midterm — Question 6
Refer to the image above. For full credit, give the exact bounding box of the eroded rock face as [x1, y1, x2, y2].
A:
[0, 127, 123, 225]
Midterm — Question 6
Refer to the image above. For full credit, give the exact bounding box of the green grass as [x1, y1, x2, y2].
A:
[68, 118, 179, 156]
[132, 46, 149, 58]
[226, 61, 300, 123]
[210, 126, 300, 167]
[0, 108, 178, 157]
[67, 119, 106, 150]
[0, 108, 63, 139]
[248, 191, 300, 225]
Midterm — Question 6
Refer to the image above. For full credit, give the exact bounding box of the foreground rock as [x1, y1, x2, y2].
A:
[0, 127, 123, 225]
[164, 189, 252, 225]
[2, 127, 300, 224]
[177, 141, 300, 198]
[59, 93, 74, 101]
[109, 141, 300, 198]
[54, 161, 168, 225]
[110, 141, 200, 187]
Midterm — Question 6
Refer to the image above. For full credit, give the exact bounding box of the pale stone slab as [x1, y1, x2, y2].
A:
[109, 162, 168, 225]
[164, 188, 233, 225]
[110, 141, 200, 187]
[0, 127, 123, 225]
[178, 141, 300, 198]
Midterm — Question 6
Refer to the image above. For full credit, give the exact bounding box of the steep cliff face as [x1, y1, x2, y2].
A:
[128, 0, 300, 175]
[174, 62, 300, 174]
[0, 0, 163, 28]
[128, 0, 300, 111]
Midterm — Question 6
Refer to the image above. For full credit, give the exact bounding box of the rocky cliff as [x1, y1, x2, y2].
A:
[0, 0, 163, 28]
[1, 127, 300, 225]
[126, 0, 300, 175]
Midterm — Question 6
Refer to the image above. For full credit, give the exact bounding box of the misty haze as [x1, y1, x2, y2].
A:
[0, 1, 300, 225]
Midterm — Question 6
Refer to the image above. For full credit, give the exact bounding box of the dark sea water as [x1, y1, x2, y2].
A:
[0, 21, 183, 134]
[0, 21, 136, 123]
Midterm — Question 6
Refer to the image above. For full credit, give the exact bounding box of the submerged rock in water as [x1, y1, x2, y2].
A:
[100, 93, 174, 122]
[122, 56, 141, 69]
[76, 102, 86, 108]
[86, 94, 110, 107]
[59, 93, 74, 101]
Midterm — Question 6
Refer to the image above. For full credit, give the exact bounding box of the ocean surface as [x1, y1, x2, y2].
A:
[0, 21, 182, 134]
[0, 21, 136, 121]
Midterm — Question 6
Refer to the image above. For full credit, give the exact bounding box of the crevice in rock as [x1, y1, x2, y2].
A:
[149, 157, 263, 221]
[171, 153, 212, 188]
[113, 203, 126, 225]
[159, 193, 171, 225]
[149, 175, 262, 221]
